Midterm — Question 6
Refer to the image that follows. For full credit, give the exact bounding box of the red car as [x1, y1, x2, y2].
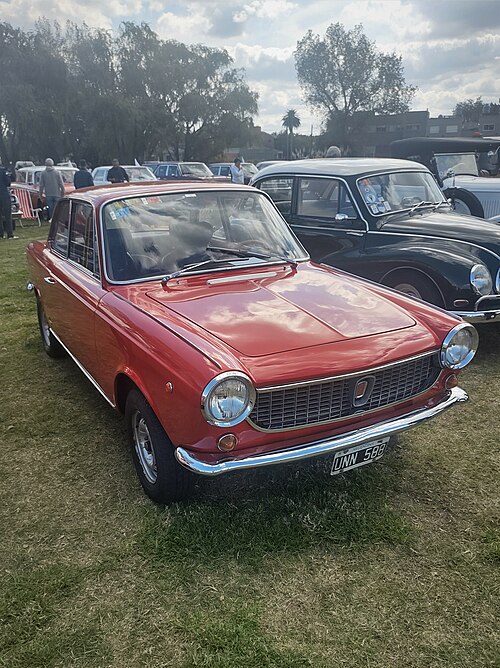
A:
[26, 181, 477, 503]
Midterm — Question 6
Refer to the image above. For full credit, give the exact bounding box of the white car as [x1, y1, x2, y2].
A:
[92, 165, 157, 185]
[391, 137, 500, 220]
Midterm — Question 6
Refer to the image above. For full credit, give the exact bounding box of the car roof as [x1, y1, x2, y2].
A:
[255, 158, 428, 178]
[18, 165, 76, 172]
[67, 180, 257, 206]
[391, 136, 500, 156]
[93, 165, 152, 170]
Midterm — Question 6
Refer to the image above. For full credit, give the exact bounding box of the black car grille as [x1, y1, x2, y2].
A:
[248, 352, 440, 431]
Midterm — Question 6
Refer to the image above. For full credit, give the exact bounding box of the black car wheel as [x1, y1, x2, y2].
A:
[385, 272, 443, 307]
[125, 389, 195, 504]
[444, 188, 484, 218]
[36, 298, 65, 358]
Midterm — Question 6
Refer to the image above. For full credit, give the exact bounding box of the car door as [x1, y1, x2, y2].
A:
[258, 175, 367, 272]
[41, 200, 105, 378]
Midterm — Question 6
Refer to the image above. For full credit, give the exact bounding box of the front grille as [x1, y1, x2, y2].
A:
[249, 352, 440, 431]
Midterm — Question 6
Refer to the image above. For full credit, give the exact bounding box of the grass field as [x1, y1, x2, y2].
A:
[0, 227, 499, 668]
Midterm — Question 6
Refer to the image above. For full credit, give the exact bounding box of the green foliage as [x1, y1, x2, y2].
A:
[0, 20, 258, 166]
[294, 23, 416, 148]
[453, 96, 484, 124]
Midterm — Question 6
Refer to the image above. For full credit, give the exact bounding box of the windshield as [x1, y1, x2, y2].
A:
[242, 163, 258, 177]
[357, 171, 445, 217]
[125, 167, 156, 181]
[102, 190, 307, 282]
[34, 168, 77, 184]
[434, 153, 479, 179]
[180, 163, 213, 177]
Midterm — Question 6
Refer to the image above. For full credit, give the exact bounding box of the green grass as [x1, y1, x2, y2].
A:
[0, 227, 499, 667]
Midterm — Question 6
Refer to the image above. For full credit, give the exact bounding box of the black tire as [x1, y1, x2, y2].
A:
[385, 271, 443, 307]
[443, 188, 484, 218]
[36, 298, 65, 358]
[125, 389, 195, 504]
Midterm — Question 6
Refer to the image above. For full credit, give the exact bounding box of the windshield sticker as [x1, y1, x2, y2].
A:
[146, 196, 162, 204]
[370, 204, 379, 214]
[109, 210, 117, 221]
[366, 193, 376, 203]
[377, 203, 387, 213]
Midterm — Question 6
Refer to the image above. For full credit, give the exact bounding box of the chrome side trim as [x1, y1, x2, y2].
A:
[454, 309, 500, 323]
[175, 387, 468, 476]
[253, 349, 438, 393]
[49, 329, 115, 407]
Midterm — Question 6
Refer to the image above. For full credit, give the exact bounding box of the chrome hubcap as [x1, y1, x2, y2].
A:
[394, 282, 422, 300]
[132, 411, 157, 484]
[40, 308, 51, 346]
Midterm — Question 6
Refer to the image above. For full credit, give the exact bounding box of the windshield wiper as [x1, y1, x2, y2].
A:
[161, 258, 248, 285]
[408, 200, 435, 215]
[208, 245, 298, 267]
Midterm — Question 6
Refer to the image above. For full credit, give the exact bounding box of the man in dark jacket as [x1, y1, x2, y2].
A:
[0, 165, 16, 239]
[74, 160, 94, 189]
[107, 159, 129, 184]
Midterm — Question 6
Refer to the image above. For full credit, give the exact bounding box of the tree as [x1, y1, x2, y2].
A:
[453, 97, 483, 125]
[294, 23, 416, 149]
[281, 109, 301, 159]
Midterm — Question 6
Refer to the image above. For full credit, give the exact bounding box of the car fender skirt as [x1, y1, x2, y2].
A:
[175, 386, 468, 476]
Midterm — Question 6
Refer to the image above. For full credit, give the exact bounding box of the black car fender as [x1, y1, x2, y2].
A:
[367, 242, 482, 304]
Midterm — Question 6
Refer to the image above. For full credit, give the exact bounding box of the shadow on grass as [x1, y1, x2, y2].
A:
[139, 450, 415, 572]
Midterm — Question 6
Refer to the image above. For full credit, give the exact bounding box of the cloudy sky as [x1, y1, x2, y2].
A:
[2, 0, 499, 133]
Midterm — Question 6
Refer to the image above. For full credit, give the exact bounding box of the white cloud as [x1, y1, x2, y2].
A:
[233, 0, 297, 23]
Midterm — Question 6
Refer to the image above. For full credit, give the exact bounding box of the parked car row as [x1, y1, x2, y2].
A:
[27, 176, 478, 504]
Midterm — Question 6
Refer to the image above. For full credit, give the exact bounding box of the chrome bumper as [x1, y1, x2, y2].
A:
[175, 387, 468, 477]
[455, 310, 500, 323]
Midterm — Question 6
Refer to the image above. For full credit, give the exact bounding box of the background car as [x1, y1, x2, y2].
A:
[153, 162, 214, 180]
[208, 162, 258, 184]
[251, 158, 500, 324]
[92, 165, 156, 185]
[26, 181, 474, 503]
[10, 191, 22, 220]
[391, 137, 500, 218]
[14, 165, 77, 215]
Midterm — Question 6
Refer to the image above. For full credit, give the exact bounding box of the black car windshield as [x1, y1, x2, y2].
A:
[180, 163, 213, 177]
[102, 190, 307, 282]
[357, 171, 445, 218]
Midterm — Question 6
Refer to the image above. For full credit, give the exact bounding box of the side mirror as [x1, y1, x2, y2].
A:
[446, 169, 455, 179]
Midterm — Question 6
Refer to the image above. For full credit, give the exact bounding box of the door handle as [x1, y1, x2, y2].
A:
[346, 231, 364, 237]
[43, 276, 57, 284]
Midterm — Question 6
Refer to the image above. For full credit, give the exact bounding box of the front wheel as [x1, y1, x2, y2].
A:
[385, 272, 443, 307]
[443, 188, 484, 218]
[125, 389, 195, 504]
[36, 298, 65, 358]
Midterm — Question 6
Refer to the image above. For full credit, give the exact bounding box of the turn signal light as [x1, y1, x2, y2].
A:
[217, 434, 237, 452]
[445, 374, 459, 389]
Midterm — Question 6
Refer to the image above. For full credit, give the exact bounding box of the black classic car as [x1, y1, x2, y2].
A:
[250, 158, 500, 324]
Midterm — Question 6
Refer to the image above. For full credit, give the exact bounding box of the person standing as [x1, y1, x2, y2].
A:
[39, 158, 65, 220]
[74, 160, 94, 189]
[229, 157, 244, 184]
[107, 159, 129, 184]
[0, 164, 16, 239]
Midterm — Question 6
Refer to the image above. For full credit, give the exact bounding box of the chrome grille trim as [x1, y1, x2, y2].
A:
[248, 350, 441, 432]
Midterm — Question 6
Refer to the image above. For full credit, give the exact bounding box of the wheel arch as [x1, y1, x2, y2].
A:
[115, 371, 157, 416]
[443, 187, 485, 218]
[380, 266, 446, 307]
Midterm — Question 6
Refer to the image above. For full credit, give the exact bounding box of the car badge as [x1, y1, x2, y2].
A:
[352, 376, 375, 407]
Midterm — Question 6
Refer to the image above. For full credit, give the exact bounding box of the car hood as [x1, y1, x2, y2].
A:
[141, 263, 416, 357]
[380, 209, 500, 256]
[443, 175, 500, 192]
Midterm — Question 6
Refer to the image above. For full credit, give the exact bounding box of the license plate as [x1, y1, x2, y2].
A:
[330, 438, 390, 475]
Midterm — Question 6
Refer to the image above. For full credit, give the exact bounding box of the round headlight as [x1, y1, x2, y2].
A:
[470, 264, 492, 296]
[440, 323, 479, 370]
[495, 268, 500, 294]
[202, 372, 256, 427]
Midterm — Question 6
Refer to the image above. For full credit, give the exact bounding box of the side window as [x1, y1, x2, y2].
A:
[69, 202, 98, 275]
[220, 166, 230, 177]
[50, 200, 71, 255]
[167, 165, 179, 177]
[257, 177, 293, 215]
[297, 178, 362, 228]
[157, 165, 167, 179]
